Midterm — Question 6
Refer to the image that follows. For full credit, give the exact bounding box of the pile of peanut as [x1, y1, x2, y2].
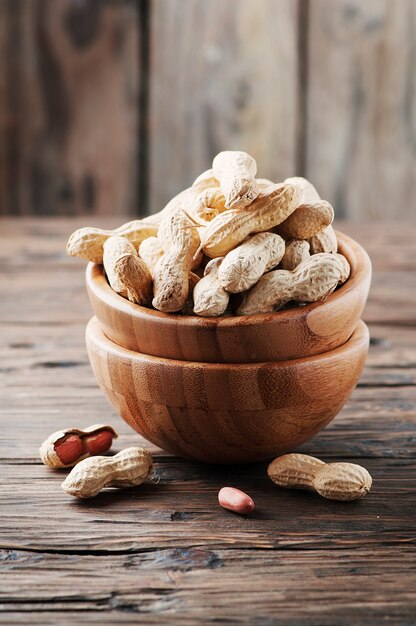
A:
[67, 151, 350, 316]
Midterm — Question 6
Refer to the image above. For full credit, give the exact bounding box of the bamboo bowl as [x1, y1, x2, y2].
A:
[86, 231, 371, 363]
[86, 316, 369, 464]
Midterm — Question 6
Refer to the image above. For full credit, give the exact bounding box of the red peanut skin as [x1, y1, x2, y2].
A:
[54, 435, 84, 465]
[218, 487, 255, 515]
[54, 429, 114, 464]
[83, 430, 114, 455]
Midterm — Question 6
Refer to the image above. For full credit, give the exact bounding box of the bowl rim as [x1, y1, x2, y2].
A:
[87, 315, 369, 370]
[86, 230, 371, 328]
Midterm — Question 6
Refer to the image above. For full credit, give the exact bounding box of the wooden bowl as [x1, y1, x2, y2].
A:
[86, 316, 369, 464]
[86, 231, 371, 363]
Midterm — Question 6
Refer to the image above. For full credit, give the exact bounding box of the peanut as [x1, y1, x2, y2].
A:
[276, 200, 334, 240]
[313, 463, 372, 501]
[193, 258, 230, 317]
[280, 240, 311, 271]
[103, 236, 153, 305]
[218, 487, 255, 515]
[213, 151, 259, 209]
[61, 447, 153, 499]
[218, 232, 285, 293]
[237, 253, 345, 315]
[198, 183, 299, 259]
[66, 220, 158, 264]
[268, 454, 325, 489]
[282, 178, 338, 253]
[152, 209, 202, 312]
[138, 237, 164, 277]
[309, 225, 338, 254]
[39, 425, 118, 469]
[268, 454, 372, 501]
[335, 253, 351, 284]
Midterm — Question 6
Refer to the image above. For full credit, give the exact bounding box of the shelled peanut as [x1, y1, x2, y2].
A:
[267, 453, 372, 501]
[66, 150, 351, 317]
[40, 425, 118, 469]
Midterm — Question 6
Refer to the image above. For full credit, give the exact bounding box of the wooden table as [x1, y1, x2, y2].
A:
[1, 219, 415, 625]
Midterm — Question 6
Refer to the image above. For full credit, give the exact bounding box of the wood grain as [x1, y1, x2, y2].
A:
[148, 0, 298, 213]
[0, 0, 140, 217]
[0, 217, 415, 624]
[306, 0, 416, 220]
[1, 547, 415, 625]
[86, 316, 369, 462]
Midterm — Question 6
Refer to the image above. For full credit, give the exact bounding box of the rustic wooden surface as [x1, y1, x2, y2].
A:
[0, 218, 415, 624]
[1, 0, 415, 219]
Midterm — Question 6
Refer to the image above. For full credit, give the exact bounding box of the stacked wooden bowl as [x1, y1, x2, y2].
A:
[85, 231, 371, 463]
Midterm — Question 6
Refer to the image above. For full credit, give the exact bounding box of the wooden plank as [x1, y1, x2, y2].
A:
[148, 0, 299, 213]
[0, 457, 414, 552]
[0, 547, 415, 625]
[306, 0, 416, 220]
[0, 1, 140, 217]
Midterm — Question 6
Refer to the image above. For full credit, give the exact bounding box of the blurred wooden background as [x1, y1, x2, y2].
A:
[0, 0, 414, 219]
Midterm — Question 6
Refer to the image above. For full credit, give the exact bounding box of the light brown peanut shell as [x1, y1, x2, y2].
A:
[39, 424, 118, 469]
[280, 240, 310, 271]
[267, 454, 325, 489]
[66, 220, 159, 264]
[138, 237, 164, 277]
[153, 209, 201, 312]
[103, 237, 153, 305]
[237, 252, 344, 315]
[191, 187, 227, 224]
[276, 200, 334, 240]
[335, 253, 350, 284]
[267, 454, 372, 501]
[61, 447, 153, 499]
[193, 258, 230, 317]
[309, 225, 338, 254]
[313, 463, 372, 501]
[103, 237, 137, 294]
[219, 232, 285, 293]
[213, 151, 259, 209]
[199, 183, 300, 259]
